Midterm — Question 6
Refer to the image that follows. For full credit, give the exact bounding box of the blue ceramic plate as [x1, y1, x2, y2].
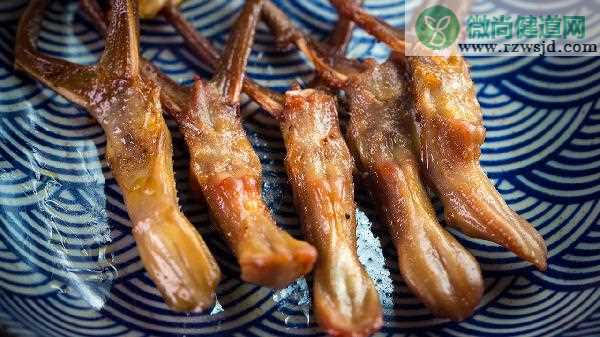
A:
[0, 1, 599, 336]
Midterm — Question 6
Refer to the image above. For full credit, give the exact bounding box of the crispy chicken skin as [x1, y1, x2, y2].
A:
[15, 0, 220, 311]
[407, 56, 547, 270]
[282, 89, 382, 337]
[345, 59, 483, 320]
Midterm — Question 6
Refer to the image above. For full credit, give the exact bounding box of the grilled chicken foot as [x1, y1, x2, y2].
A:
[407, 56, 547, 270]
[329, 0, 547, 270]
[81, 0, 317, 287]
[182, 82, 316, 288]
[16, 0, 220, 311]
[331, 0, 547, 270]
[166, 2, 381, 331]
[282, 89, 382, 337]
[346, 60, 483, 320]
[261, 0, 484, 320]
[169, 0, 316, 288]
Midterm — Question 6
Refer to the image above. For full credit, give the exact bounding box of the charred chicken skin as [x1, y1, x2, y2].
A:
[80, 0, 317, 289]
[261, 0, 484, 321]
[329, 0, 547, 271]
[15, 0, 220, 312]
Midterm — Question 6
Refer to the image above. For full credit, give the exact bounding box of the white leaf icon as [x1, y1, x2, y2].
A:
[424, 16, 437, 30]
[420, 10, 454, 49]
[436, 16, 451, 31]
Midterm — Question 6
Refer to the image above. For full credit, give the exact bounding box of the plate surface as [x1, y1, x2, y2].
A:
[0, 1, 599, 336]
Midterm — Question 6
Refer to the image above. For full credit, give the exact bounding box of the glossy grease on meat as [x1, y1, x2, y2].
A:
[164, 0, 316, 288]
[282, 89, 382, 337]
[346, 60, 483, 320]
[181, 81, 316, 288]
[16, 0, 220, 311]
[329, 0, 547, 271]
[408, 56, 547, 270]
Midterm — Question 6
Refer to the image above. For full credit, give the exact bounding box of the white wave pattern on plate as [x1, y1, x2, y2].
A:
[0, 0, 599, 337]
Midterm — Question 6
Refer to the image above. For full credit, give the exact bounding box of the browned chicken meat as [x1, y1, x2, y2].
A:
[281, 88, 382, 336]
[330, 0, 548, 270]
[407, 55, 548, 270]
[128, 2, 384, 334]
[80, 0, 318, 289]
[260, 0, 484, 321]
[345, 59, 483, 320]
[15, 0, 220, 312]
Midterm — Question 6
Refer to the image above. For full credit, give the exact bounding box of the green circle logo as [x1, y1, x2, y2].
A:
[415, 5, 460, 50]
